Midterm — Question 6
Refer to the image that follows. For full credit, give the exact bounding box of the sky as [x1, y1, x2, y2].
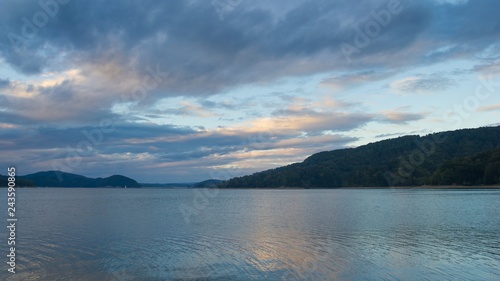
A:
[0, 0, 499, 183]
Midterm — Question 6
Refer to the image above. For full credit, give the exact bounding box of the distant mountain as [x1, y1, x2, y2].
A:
[9, 171, 141, 188]
[140, 183, 195, 188]
[192, 179, 223, 188]
[0, 175, 35, 187]
[139, 180, 222, 188]
[95, 175, 141, 188]
[221, 126, 500, 188]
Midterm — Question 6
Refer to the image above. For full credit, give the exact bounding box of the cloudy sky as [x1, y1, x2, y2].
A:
[0, 0, 499, 182]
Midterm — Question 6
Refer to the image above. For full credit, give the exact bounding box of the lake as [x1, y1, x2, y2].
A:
[1, 188, 499, 280]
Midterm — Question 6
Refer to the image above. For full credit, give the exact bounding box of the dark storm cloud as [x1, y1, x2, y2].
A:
[0, 118, 352, 156]
[0, 121, 265, 156]
[1, 0, 499, 97]
[0, 122, 195, 160]
[0, 111, 38, 126]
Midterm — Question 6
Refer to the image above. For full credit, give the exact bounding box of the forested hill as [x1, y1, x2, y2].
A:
[0, 171, 141, 188]
[221, 126, 500, 188]
[430, 147, 500, 186]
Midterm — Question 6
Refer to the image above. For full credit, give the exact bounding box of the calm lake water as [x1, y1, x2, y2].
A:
[1, 188, 499, 280]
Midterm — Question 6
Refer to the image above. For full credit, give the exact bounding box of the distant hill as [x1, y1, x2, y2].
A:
[139, 180, 222, 188]
[0, 175, 35, 187]
[221, 126, 500, 188]
[192, 179, 223, 188]
[140, 183, 194, 188]
[1, 171, 141, 188]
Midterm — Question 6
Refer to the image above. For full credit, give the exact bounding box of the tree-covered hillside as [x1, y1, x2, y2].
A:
[0, 171, 141, 188]
[222, 126, 500, 188]
[430, 147, 500, 186]
[0, 175, 35, 187]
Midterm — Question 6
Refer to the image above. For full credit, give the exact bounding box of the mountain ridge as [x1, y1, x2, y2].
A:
[0, 171, 141, 188]
[221, 126, 500, 188]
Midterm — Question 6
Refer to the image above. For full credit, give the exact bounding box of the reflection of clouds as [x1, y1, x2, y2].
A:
[7, 189, 499, 280]
[218, 189, 500, 280]
[240, 191, 343, 279]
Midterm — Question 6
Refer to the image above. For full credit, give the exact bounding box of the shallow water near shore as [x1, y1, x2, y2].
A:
[1, 188, 499, 280]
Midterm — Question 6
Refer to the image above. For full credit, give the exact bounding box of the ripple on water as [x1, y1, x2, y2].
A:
[4, 188, 500, 280]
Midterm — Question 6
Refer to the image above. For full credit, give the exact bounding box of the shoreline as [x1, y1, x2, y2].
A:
[220, 185, 500, 190]
[340, 185, 500, 189]
[3, 185, 500, 189]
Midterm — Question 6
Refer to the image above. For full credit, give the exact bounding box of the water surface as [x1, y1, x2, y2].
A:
[1, 188, 499, 280]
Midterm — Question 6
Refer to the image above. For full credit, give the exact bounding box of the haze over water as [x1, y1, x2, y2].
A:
[1, 188, 499, 280]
